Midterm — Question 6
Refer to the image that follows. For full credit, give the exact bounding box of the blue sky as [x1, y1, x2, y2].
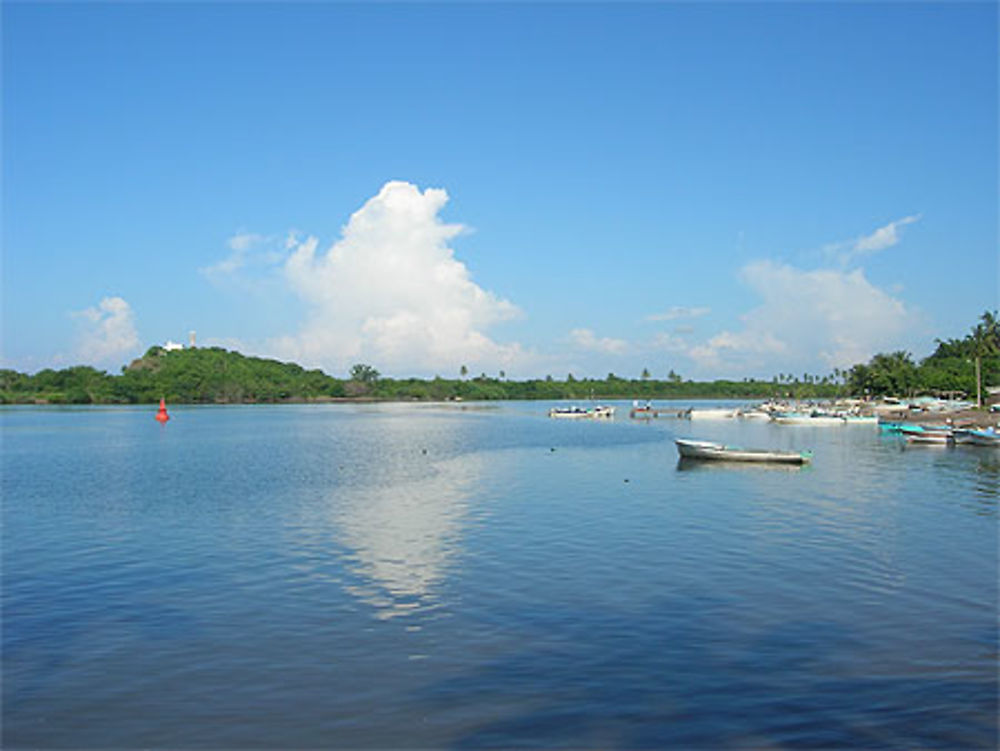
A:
[3, 2, 996, 379]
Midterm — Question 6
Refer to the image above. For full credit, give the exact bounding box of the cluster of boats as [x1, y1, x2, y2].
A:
[548, 399, 999, 460]
[880, 422, 1000, 447]
[674, 423, 999, 465]
[676, 404, 880, 425]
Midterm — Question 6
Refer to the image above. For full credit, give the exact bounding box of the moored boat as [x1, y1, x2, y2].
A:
[629, 407, 657, 418]
[898, 424, 952, 436]
[967, 428, 1000, 447]
[675, 438, 812, 464]
[904, 428, 954, 445]
[548, 405, 615, 419]
[952, 428, 975, 444]
[878, 419, 906, 433]
[738, 409, 773, 420]
[772, 412, 844, 426]
[684, 408, 737, 419]
[841, 415, 878, 425]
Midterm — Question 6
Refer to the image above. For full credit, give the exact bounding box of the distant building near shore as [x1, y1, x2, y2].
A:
[163, 331, 196, 352]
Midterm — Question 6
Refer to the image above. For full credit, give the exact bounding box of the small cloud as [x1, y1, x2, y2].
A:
[201, 232, 281, 278]
[645, 305, 711, 322]
[228, 232, 267, 252]
[569, 328, 628, 355]
[825, 214, 922, 266]
[853, 214, 921, 254]
[649, 332, 691, 352]
[71, 296, 140, 365]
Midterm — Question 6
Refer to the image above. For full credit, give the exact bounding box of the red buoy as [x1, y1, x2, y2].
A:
[155, 398, 170, 423]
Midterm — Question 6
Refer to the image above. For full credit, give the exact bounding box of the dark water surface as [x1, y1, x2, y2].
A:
[3, 402, 997, 749]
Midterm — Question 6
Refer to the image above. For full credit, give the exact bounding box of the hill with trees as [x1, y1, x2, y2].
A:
[1, 310, 996, 406]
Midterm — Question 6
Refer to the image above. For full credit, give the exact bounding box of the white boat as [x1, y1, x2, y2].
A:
[904, 429, 954, 445]
[772, 412, 844, 426]
[953, 429, 975, 444]
[841, 415, 878, 425]
[548, 405, 615, 419]
[684, 408, 737, 419]
[675, 438, 812, 465]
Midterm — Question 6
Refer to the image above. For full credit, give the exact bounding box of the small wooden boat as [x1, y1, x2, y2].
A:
[683, 408, 737, 420]
[878, 420, 905, 433]
[904, 428, 954, 445]
[629, 402, 663, 419]
[952, 428, 975, 444]
[675, 438, 812, 465]
[967, 428, 1000, 447]
[841, 415, 878, 425]
[772, 412, 844, 426]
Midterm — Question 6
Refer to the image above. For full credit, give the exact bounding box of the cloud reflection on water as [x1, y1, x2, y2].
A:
[331, 453, 481, 620]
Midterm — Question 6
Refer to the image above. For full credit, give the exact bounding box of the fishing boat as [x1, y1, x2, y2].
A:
[952, 428, 975, 445]
[772, 412, 844, 426]
[898, 424, 952, 436]
[675, 438, 812, 465]
[841, 415, 878, 426]
[904, 428, 954, 445]
[878, 420, 906, 433]
[548, 405, 615, 419]
[967, 428, 1000, 447]
[629, 401, 662, 419]
[683, 407, 737, 420]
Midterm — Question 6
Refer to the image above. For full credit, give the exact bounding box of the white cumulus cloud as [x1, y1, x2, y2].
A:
[71, 296, 141, 365]
[270, 181, 524, 375]
[688, 261, 919, 376]
[569, 328, 628, 355]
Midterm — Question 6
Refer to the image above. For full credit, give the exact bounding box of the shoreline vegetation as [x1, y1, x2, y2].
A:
[2, 311, 996, 409]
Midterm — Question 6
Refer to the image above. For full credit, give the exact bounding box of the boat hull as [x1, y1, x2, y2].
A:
[772, 414, 844, 426]
[904, 430, 954, 445]
[549, 406, 615, 419]
[968, 430, 1000, 447]
[675, 439, 811, 464]
[685, 408, 737, 419]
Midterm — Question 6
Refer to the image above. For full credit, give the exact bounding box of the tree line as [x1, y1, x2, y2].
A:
[1, 311, 996, 406]
[845, 310, 998, 405]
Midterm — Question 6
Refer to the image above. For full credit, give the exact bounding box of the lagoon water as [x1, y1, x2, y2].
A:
[2, 402, 997, 749]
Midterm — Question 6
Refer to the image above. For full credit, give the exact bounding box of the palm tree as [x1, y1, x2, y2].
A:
[969, 311, 999, 407]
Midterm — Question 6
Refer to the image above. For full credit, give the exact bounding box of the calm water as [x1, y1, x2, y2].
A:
[3, 402, 997, 749]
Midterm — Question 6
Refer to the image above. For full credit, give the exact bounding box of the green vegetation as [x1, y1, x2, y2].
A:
[846, 310, 999, 402]
[0, 348, 841, 405]
[2, 311, 996, 406]
[1, 347, 345, 405]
